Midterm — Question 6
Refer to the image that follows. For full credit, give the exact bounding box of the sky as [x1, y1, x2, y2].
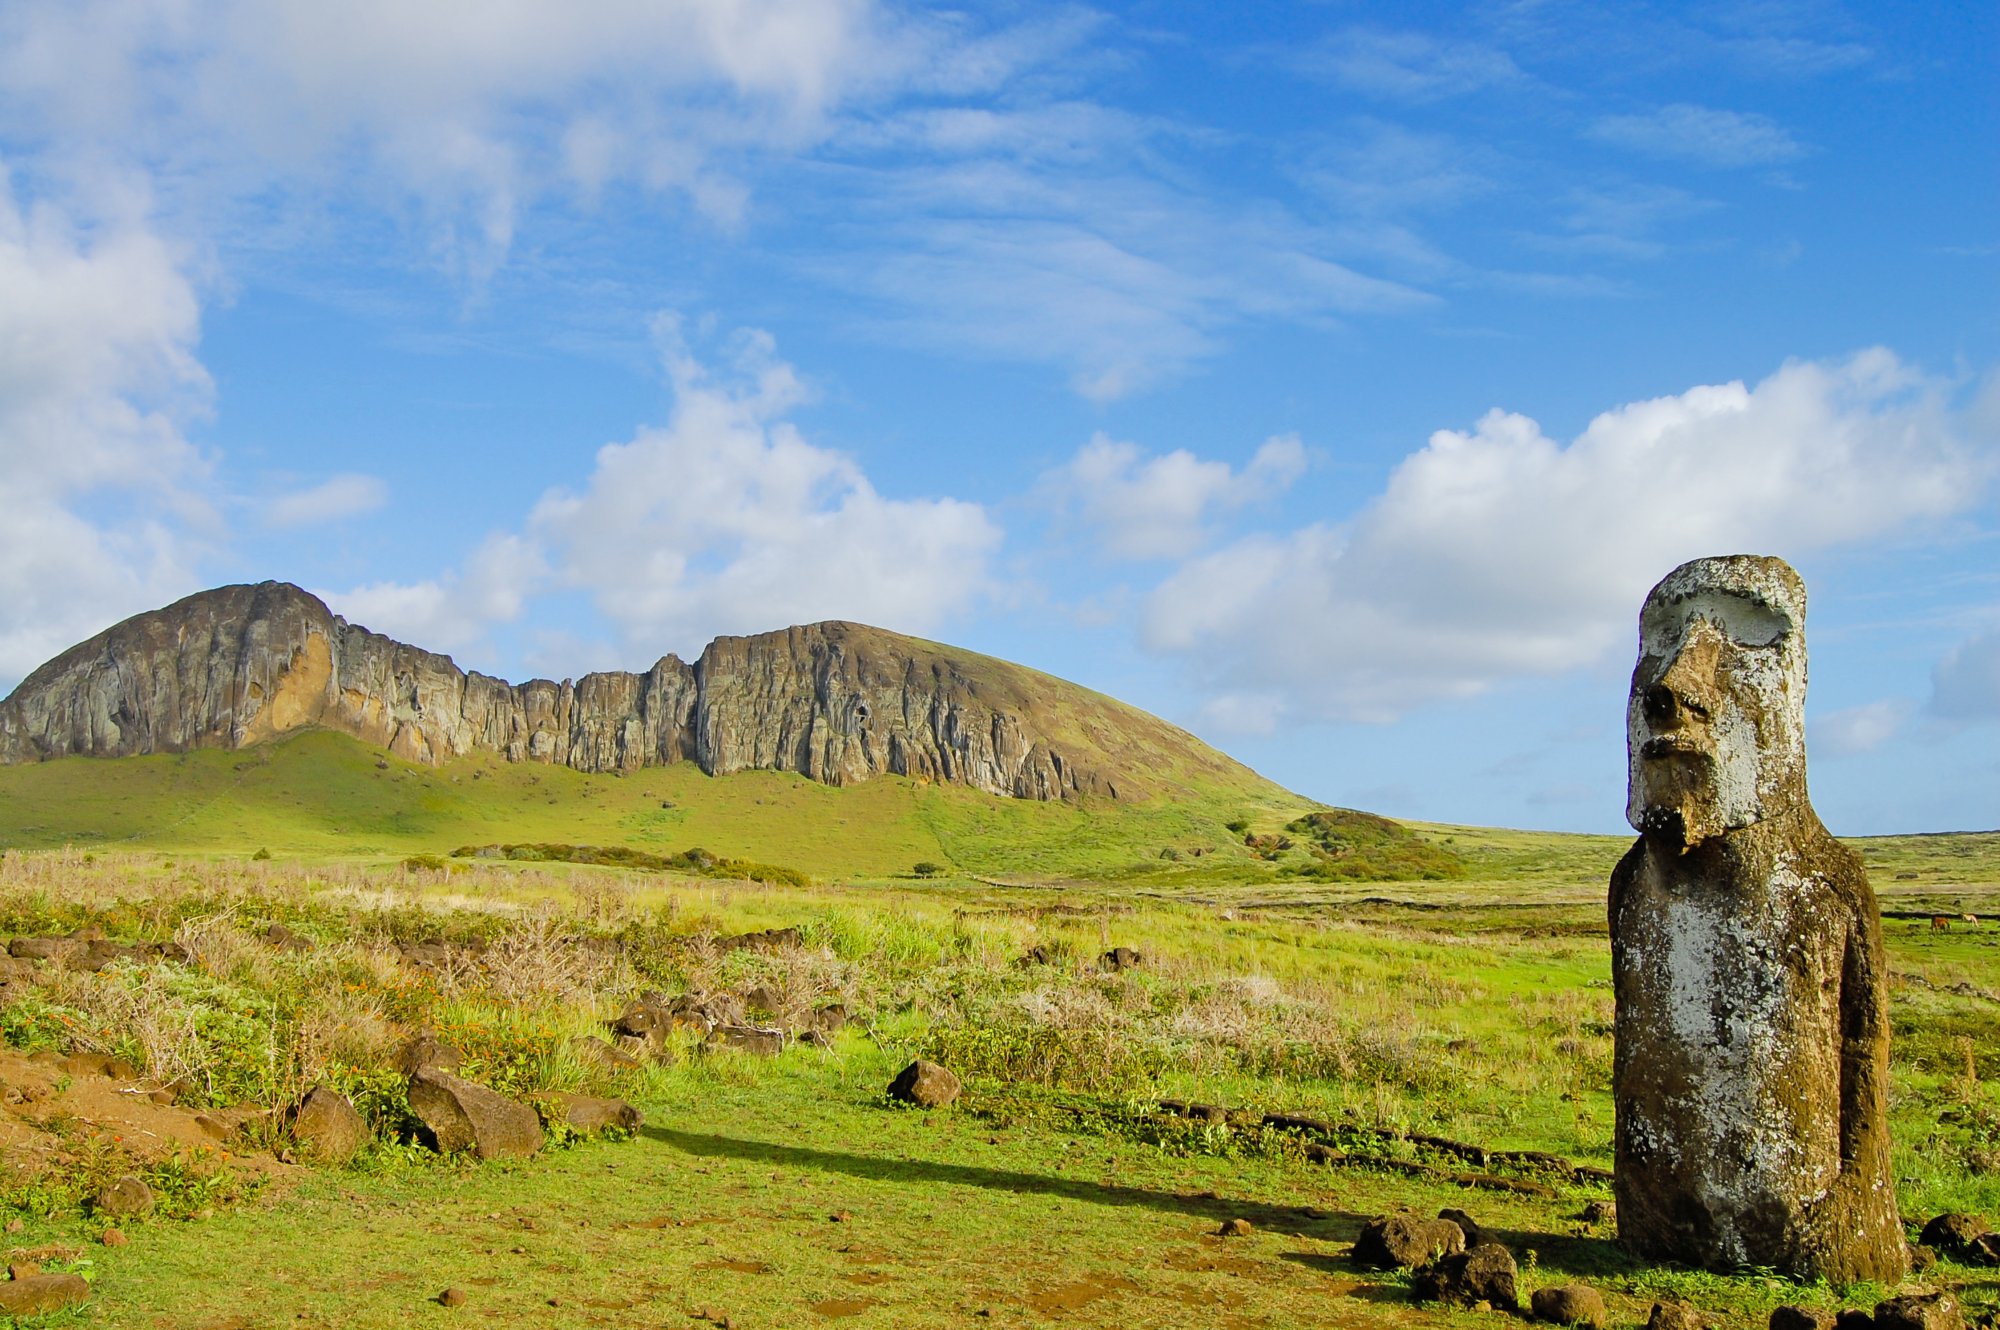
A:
[0, 0, 1995, 835]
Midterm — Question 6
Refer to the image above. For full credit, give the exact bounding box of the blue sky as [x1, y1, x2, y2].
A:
[1, 0, 1995, 834]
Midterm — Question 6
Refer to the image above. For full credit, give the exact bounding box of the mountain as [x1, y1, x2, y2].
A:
[0, 582, 1266, 805]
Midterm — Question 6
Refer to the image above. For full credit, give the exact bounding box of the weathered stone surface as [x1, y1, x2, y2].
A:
[1351, 1212, 1465, 1270]
[1098, 947, 1142, 972]
[407, 1069, 544, 1160]
[545, 1093, 642, 1135]
[0, 581, 1236, 802]
[1919, 1213, 1989, 1260]
[0, 1273, 89, 1316]
[1874, 1295, 1962, 1330]
[391, 1030, 465, 1077]
[1649, 1300, 1706, 1330]
[1771, 1308, 1836, 1330]
[1438, 1207, 1492, 1248]
[707, 1025, 785, 1056]
[1409, 1243, 1518, 1310]
[290, 1085, 369, 1162]
[886, 1060, 961, 1109]
[1532, 1284, 1608, 1329]
[94, 1174, 155, 1218]
[1612, 556, 1905, 1284]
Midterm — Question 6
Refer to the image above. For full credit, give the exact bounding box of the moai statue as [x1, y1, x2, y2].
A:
[1610, 555, 1906, 1283]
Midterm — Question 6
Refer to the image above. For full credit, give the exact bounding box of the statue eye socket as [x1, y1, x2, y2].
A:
[1642, 591, 1791, 654]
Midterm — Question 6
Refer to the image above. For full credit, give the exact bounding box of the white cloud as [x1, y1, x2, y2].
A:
[1043, 433, 1307, 560]
[531, 316, 1001, 652]
[0, 178, 212, 688]
[322, 532, 545, 659]
[323, 316, 1002, 665]
[1295, 28, 1526, 102]
[1144, 350, 1995, 727]
[1589, 104, 1804, 168]
[1812, 699, 1915, 757]
[263, 473, 388, 528]
[0, 0, 907, 276]
[1931, 628, 2000, 721]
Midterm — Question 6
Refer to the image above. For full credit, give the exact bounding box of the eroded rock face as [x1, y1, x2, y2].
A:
[0, 582, 1171, 801]
[1611, 555, 1905, 1284]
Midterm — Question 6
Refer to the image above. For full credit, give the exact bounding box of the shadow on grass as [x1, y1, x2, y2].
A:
[643, 1126, 1368, 1239]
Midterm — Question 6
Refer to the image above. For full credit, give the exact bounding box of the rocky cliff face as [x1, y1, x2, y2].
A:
[0, 583, 1201, 801]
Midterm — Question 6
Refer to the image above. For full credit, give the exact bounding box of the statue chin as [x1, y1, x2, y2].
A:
[1634, 755, 1729, 850]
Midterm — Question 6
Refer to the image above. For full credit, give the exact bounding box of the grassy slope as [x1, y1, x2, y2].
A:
[0, 728, 1312, 882]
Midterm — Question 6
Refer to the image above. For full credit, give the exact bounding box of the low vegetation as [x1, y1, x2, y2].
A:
[0, 829, 1991, 1326]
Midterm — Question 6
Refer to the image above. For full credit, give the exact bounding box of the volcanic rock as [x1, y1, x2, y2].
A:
[407, 1068, 544, 1160]
[887, 1060, 961, 1109]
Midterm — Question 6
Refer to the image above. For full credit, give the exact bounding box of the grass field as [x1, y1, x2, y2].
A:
[0, 736, 1994, 1327]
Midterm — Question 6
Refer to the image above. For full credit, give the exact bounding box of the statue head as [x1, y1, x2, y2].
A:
[1626, 555, 1808, 848]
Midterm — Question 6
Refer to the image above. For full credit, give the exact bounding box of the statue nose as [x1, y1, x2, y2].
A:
[1648, 624, 1722, 724]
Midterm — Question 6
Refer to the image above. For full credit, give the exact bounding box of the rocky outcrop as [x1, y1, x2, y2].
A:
[0, 582, 1239, 801]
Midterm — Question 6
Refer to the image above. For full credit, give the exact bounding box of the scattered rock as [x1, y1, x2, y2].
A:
[7, 937, 75, 963]
[1921, 1214, 1992, 1263]
[886, 1060, 961, 1109]
[1438, 1207, 1491, 1248]
[807, 1003, 848, 1034]
[391, 1030, 465, 1077]
[60, 1051, 138, 1080]
[1648, 1301, 1706, 1330]
[1217, 1218, 1254, 1237]
[1410, 1243, 1518, 1311]
[1532, 1283, 1608, 1329]
[1875, 1294, 1963, 1330]
[1098, 946, 1141, 972]
[742, 985, 783, 1017]
[1017, 945, 1053, 967]
[1835, 1310, 1875, 1330]
[1969, 1233, 2000, 1266]
[94, 1174, 155, 1219]
[568, 1035, 642, 1071]
[717, 927, 801, 953]
[438, 1288, 467, 1308]
[262, 922, 311, 952]
[406, 1068, 544, 1160]
[9, 1262, 38, 1280]
[290, 1085, 369, 1163]
[1581, 1199, 1616, 1225]
[1352, 1212, 1466, 1270]
[0, 1273, 89, 1316]
[706, 1025, 784, 1057]
[101, 1229, 128, 1247]
[544, 1093, 641, 1136]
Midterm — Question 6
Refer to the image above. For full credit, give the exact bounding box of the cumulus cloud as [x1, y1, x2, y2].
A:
[531, 316, 1001, 652]
[1144, 350, 1994, 728]
[322, 532, 545, 659]
[262, 473, 388, 528]
[1811, 699, 1915, 757]
[1042, 433, 1307, 560]
[0, 180, 212, 688]
[322, 317, 1002, 665]
[1931, 628, 2000, 721]
[1589, 104, 1803, 168]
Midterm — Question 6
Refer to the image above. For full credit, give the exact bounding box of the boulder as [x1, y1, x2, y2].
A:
[0, 1273, 89, 1316]
[406, 1069, 544, 1160]
[1438, 1207, 1492, 1248]
[94, 1174, 155, 1219]
[1410, 1243, 1518, 1311]
[1649, 1301, 1706, 1330]
[1776, 1304, 1832, 1328]
[1836, 1311, 1876, 1330]
[391, 1030, 464, 1077]
[545, 1093, 642, 1136]
[568, 1036, 642, 1071]
[290, 1085, 369, 1163]
[706, 1025, 784, 1057]
[1919, 1213, 1989, 1260]
[1351, 1212, 1465, 1270]
[1098, 946, 1141, 972]
[1532, 1284, 1608, 1329]
[887, 1060, 961, 1109]
[1874, 1295, 1963, 1330]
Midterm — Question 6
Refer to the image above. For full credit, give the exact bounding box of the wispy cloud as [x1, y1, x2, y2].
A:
[1288, 28, 1528, 102]
[262, 473, 388, 528]
[1590, 104, 1804, 168]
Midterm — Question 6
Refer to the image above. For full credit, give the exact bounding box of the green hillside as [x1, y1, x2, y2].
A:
[0, 728, 1332, 882]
